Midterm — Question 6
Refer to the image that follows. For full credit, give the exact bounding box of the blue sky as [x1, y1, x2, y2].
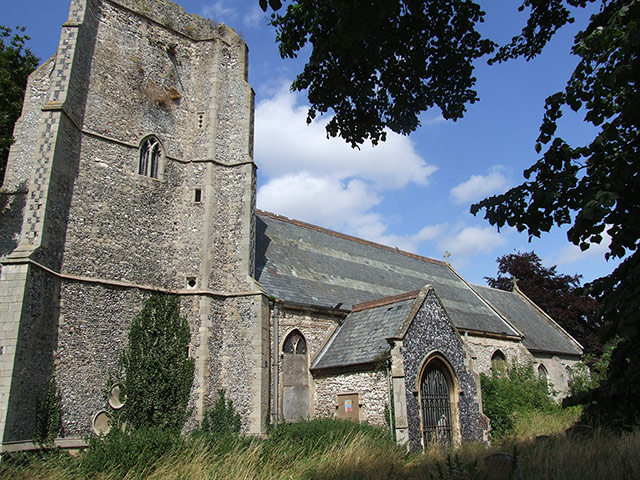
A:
[3, 0, 617, 285]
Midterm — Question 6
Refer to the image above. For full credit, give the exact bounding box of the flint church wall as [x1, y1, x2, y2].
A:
[401, 291, 484, 451]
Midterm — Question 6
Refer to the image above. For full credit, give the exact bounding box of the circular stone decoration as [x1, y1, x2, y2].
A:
[92, 410, 112, 436]
[108, 384, 125, 409]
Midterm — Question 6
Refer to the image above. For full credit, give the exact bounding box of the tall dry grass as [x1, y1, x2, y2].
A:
[1, 418, 639, 479]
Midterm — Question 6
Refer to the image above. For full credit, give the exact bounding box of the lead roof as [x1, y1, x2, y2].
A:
[470, 285, 582, 356]
[311, 297, 417, 370]
[255, 211, 519, 337]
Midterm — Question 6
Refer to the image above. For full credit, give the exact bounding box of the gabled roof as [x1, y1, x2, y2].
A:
[255, 211, 520, 338]
[311, 291, 420, 371]
[470, 284, 582, 356]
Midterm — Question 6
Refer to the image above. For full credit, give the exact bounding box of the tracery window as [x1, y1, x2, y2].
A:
[139, 136, 162, 178]
[283, 330, 307, 355]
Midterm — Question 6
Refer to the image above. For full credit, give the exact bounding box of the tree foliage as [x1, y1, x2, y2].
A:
[486, 251, 601, 354]
[261, 0, 494, 147]
[119, 294, 194, 431]
[0, 26, 38, 184]
[569, 336, 620, 396]
[472, 0, 640, 430]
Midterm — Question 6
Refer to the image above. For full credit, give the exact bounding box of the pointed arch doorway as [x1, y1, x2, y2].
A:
[419, 355, 459, 449]
[281, 329, 310, 420]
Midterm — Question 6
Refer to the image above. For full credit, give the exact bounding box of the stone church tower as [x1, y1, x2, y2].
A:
[0, 0, 269, 446]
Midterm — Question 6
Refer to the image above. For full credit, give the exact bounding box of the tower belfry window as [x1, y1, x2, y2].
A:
[139, 136, 162, 178]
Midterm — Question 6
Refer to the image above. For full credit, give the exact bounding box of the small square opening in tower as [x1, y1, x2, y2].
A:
[186, 277, 197, 289]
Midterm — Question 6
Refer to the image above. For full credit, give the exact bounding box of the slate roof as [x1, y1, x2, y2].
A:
[311, 295, 417, 370]
[255, 211, 519, 337]
[470, 285, 582, 356]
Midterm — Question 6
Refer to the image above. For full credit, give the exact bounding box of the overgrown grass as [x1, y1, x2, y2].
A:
[0, 417, 638, 480]
[506, 405, 582, 441]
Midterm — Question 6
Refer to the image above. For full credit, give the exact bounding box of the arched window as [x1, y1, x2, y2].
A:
[565, 366, 573, 385]
[491, 350, 507, 375]
[139, 136, 162, 178]
[283, 330, 307, 355]
[538, 364, 549, 382]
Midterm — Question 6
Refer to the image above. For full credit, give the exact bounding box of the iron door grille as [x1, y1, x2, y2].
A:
[420, 365, 452, 448]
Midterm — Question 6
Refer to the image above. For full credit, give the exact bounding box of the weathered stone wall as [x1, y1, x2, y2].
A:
[1, 266, 60, 442]
[203, 295, 267, 435]
[532, 353, 580, 398]
[62, 0, 255, 290]
[463, 335, 533, 375]
[0, 57, 56, 272]
[56, 282, 148, 437]
[401, 291, 484, 451]
[272, 306, 342, 419]
[1, 57, 55, 194]
[0, 0, 102, 445]
[1, 0, 262, 444]
[464, 335, 579, 398]
[313, 370, 389, 426]
[276, 308, 340, 362]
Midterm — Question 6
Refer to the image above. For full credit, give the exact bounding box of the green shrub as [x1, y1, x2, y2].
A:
[78, 427, 183, 477]
[570, 337, 621, 396]
[200, 389, 242, 435]
[481, 362, 558, 438]
[118, 293, 195, 431]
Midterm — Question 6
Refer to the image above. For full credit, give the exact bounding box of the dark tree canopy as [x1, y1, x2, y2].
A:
[471, 0, 640, 429]
[486, 251, 601, 355]
[0, 26, 38, 184]
[262, 0, 494, 147]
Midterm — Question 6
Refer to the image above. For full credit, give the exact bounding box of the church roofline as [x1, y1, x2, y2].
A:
[272, 298, 351, 316]
[351, 290, 421, 312]
[256, 210, 447, 267]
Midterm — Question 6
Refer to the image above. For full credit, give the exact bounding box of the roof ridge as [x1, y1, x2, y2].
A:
[472, 283, 515, 293]
[256, 210, 447, 267]
[351, 290, 421, 312]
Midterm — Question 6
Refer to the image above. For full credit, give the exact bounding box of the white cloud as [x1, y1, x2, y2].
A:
[253, 85, 516, 274]
[254, 83, 445, 256]
[200, 1, 238, 23]
[257, 173, 446, 253]
[200, 1, 264, 30]
[257, 173, 380, 230]
[450, 165, 510, 205]
[254, 84, 437, 191]
[440, 226, 508, 258]
[554, 232, 612, 265]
